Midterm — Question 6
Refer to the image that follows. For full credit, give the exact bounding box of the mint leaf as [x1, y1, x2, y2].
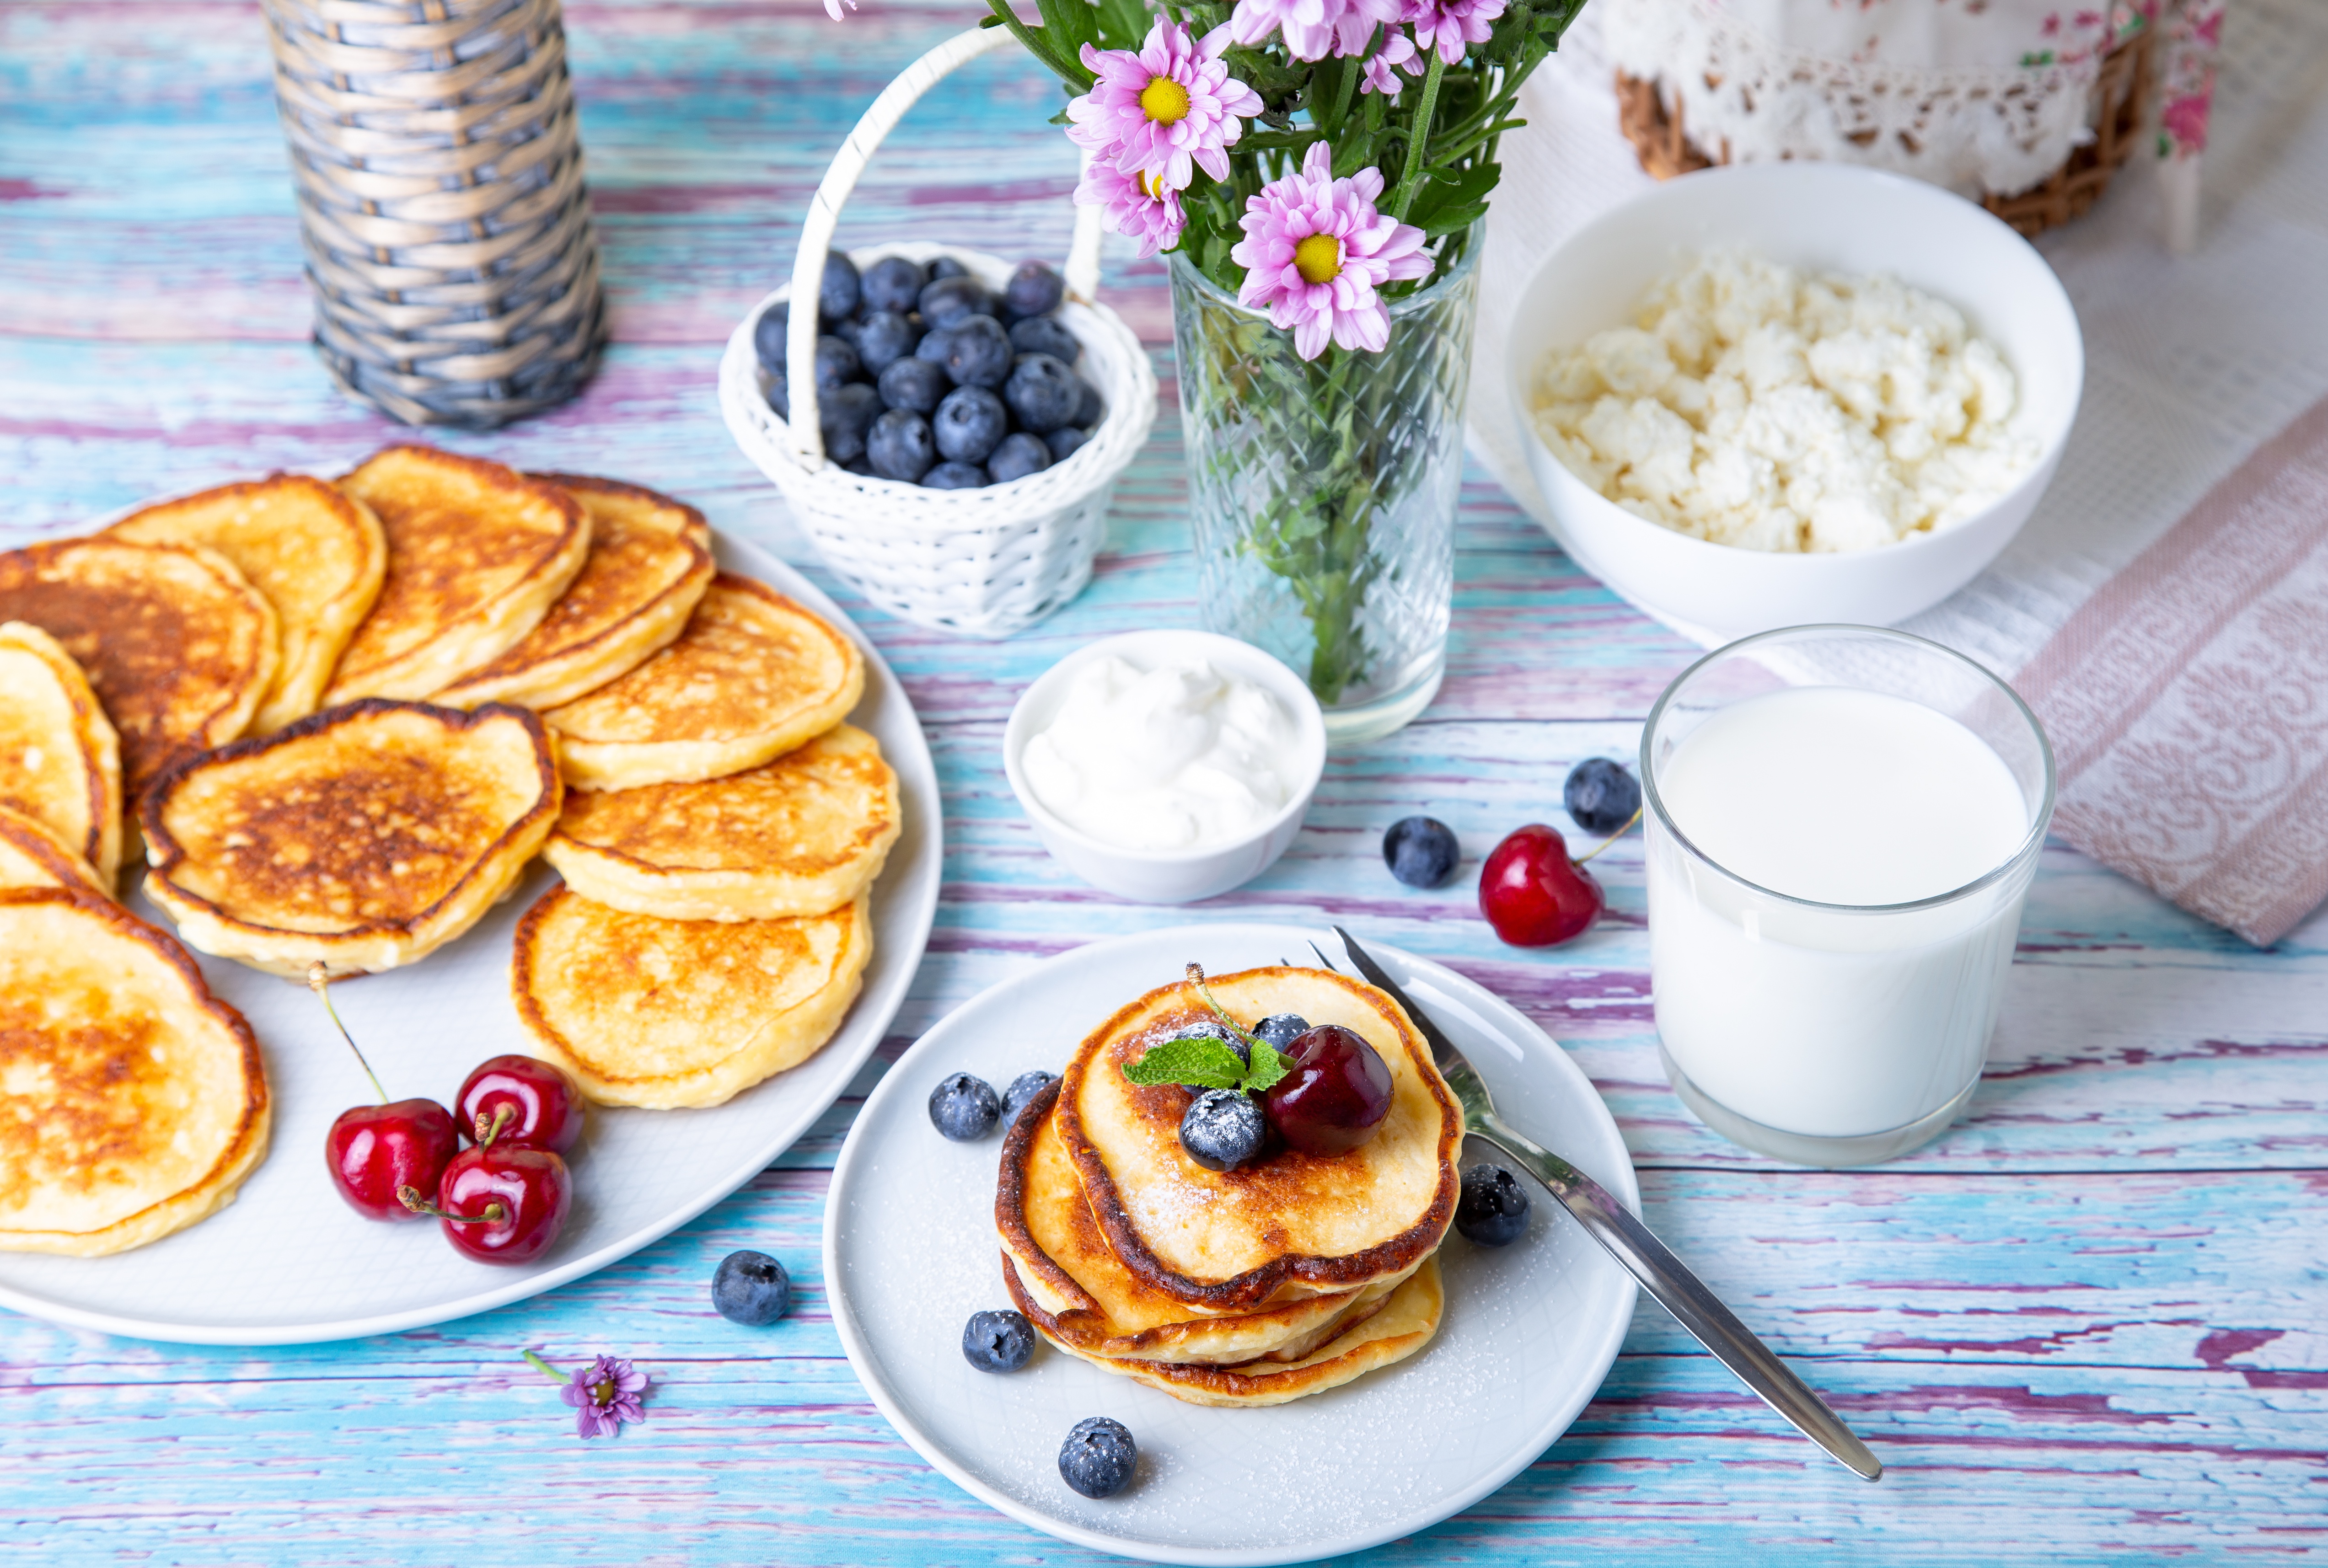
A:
[1123, 1037, 1249, 1091]
[1238, 1042, 1290, 1096]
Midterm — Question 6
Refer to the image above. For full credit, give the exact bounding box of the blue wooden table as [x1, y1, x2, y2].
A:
[4, 3, 2323, 1562]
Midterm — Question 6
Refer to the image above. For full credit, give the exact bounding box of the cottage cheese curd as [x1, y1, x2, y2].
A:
[1531, 253, 2039, 553]
[1020, 655, 1296, 852]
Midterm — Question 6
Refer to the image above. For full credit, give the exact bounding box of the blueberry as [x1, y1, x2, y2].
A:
[1003, 1070, 1059, 1125]
[942, 316, 1014, 389]
[861, 255, 927, 315]
[987, 432, 1051, 483]
[1455, 1164, 1532, 1247]
[814, 333, 861, 389]
[1058, 1416, 1137, 1499]
[878, 356, 949, 416]
[918, 275, 988, 329]
[962, 1308, 1036, 1373]
[711, 1249, 792, 1326]
[921, 460, 988, 490]
[854, 310, 923, 372]
[752, 303, 789, 372]
[843, 453, 875, 476]
[1046, 426, 1089, 462]
[1009, 314, 1082, 365]
[1178, 1088, 1266, 1172]
[913, 324, 953, 365]
[1003, 259, 1066, 321]
[829, 315, 863, 350]
[1072, 374, 1105, 429]
[866, 409, 936, 482]
[933, 386, 1008, 465]
[818, 382, 882, 464]
[1565, 758, 1641, 836]
[928, 255, 969, 281]
[1253, 1014, 1309, 1052]
[928, 1071, 1000, 1140]
[764, 369, 789, 421]
[1383, 815, 1459, 888]
[818, 251, 861, 323]
[1003, 353, 1082, 433]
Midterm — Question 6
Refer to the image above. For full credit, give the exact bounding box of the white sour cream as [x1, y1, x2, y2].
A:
[1019, 655, 1296, 852]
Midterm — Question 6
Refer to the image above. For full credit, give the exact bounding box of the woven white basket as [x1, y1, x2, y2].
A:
[718, 27, 1159, 639]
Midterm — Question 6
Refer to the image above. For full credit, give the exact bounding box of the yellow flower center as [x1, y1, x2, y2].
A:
[591, 1379, 617, 1404]
[1137, 170, 1169, 199]
[1139, 76, 1191, 124]
[1293, 234, 1343, 285]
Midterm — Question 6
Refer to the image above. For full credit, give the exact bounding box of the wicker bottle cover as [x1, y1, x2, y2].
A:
[263, 0, 609, 428]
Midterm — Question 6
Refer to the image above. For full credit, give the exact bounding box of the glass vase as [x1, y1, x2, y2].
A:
[1169, 236, 1480, 745]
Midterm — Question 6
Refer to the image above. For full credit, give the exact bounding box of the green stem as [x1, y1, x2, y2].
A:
[1389, 48, 1446, 222]
[982, 0, 1087, 88]
[523, 1350, 568, 1386]
[307, 963, 385, 1106]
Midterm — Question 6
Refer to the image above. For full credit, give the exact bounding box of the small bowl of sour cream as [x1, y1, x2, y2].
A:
[1003, 630, 1327, 904]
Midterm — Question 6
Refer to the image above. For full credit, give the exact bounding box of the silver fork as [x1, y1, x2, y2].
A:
[1318, 926, 1882, 1481]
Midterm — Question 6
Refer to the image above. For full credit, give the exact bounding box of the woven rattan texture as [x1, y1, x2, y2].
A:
[1615, 28, 2154, 237]
[264, 0, 607, 428]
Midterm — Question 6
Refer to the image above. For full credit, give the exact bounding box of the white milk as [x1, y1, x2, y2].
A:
[1648, 685, 2034, 1139]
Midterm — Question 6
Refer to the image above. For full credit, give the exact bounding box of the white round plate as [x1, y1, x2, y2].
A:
[825, 924, 1640, 1567]
[0, 531, 941, 1345]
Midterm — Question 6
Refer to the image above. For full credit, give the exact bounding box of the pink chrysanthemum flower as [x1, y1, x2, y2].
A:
[1229, 0, 1404, 63]
[822, 0, 854, 18]
[1076, 159, 1188, 259]
[1360, 28, 1421, 96]
[1402, 0, 1506, 65]
[1066, 19, 1263, 191]
[1230, 141, 1434, 360]
[560, 1354, 648, 1440]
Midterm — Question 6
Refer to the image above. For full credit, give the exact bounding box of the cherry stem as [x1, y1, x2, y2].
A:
[1572, 807, 1644, 868]
[396, 1186, 507, 1225]
[1184, 963, 1285, 1084]
[308, 962, 386, 1105]
[474, 1103, 515, 1149]
[522, 1349, 568, 1386]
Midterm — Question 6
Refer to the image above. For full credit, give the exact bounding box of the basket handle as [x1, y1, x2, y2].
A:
[787, 26, 1106, 470]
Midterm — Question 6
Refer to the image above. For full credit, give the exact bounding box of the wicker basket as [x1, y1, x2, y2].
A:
[1616, 24, 2156, 238]
[717, 27, 1159, 640]
[264, 0, 608, 428]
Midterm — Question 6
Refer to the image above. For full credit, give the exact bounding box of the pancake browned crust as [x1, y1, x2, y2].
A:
[541, 574, 865, 792]
[0, 619, 122, 885]
[511, 886, 872, 1109]
[1055, 967, 1463, 1313]
[1014, 1256, 1444, 1408]
[324, 447, 590, 705]
[431, 474, 715, 712]
[0, 886, 271, 1257]
[109, 473, 387, 733]
[0, 803, 106, 893]
[0, 538, 279, 804]
[541, 723, 899, 921]
[141, 700, 562, 978]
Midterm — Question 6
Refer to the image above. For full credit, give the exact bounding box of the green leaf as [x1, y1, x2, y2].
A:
[1095, 0, 1146, 49]
[1239, 1042, 1290, 1095]
[1122, 1036, 1249, 1091]
[1035, 0, 1100, 66]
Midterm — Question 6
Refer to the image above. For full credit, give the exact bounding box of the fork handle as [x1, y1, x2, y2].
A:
[1473, 1113, 1883, 1482]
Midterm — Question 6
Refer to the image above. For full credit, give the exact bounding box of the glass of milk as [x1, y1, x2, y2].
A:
[1642, 626, 2055, 1166]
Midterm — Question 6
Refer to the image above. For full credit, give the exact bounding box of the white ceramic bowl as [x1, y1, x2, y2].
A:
[1003, 630, 1327, 904]
[1505, 162, 2084, 642]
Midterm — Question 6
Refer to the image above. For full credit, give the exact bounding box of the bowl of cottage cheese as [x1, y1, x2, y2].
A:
[1505, 162, 2082, 640]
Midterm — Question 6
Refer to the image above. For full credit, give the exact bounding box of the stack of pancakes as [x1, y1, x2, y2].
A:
[0, 445, 899, 1253]
[998, 966, 1464, 1407]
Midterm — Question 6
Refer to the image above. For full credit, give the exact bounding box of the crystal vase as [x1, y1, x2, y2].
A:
[1169, 236, 1480, 745]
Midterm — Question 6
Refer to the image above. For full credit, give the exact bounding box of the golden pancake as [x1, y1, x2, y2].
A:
[511, 887, 872, 1109]
[1017, 1256, 1444, 1408]
[542, 574, 864, 792]
[141, 700, 562, 978]
[0, 887, 271, 1257]
[0, 619, 122, 885]
[109, 473, 387, 733]
[1056, 966, 1462, 1313]
[542, 723, 899, 921]
[0, 803, 106, 893]
[324, 447, 590, 704]
[0, 538, 279, 804]
[431, 474, 714, 712]
[996, 1080, 1416, 1365]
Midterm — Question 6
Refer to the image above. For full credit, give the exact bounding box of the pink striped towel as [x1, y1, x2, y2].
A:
[2015, 396, 2328, 947]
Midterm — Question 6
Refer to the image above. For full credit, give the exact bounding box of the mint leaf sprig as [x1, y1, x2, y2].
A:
[1121, 963, 1291, 1096]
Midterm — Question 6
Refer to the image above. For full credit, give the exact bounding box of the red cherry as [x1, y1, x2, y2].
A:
[325, 1099, 460, 1223]
[1262, 1024, 1394, 1156]
[422, 1145, 573, 1265]
[1479, 823, 1605, 946]
[456, 1054, 585, 1153]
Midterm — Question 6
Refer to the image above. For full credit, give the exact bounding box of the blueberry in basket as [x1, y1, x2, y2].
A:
[763, 368, 789, 421]
[814, 334, 860, 390]
[819, 251, 861, 323]
[942, 315, 1013, 389]
[987, 432, 1051, 483]
[819, 382, 882, 464]
[1045, 426, 1088, 462]
[928, 1072, 1000, 1140]
[753, 303, 789, 371]
[1005, 353, 1081, 433]
[877, 356, 948, 416]
[866, 409, 936, 482]
[919, 275, 988, 329]
[860, 255, 926, 314]
[933, 386, 1008, 465]
[1003, 259, 1065, 321]
[1009, 314, 1080, 365]
[854, 310, 922, 373]
[922, 460, 987, 490]
[928, 255, 969, 281]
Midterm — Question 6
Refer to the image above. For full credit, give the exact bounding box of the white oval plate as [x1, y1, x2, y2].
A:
[825, 924, 1640, 1567]
[0, 531, 942, 1345]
